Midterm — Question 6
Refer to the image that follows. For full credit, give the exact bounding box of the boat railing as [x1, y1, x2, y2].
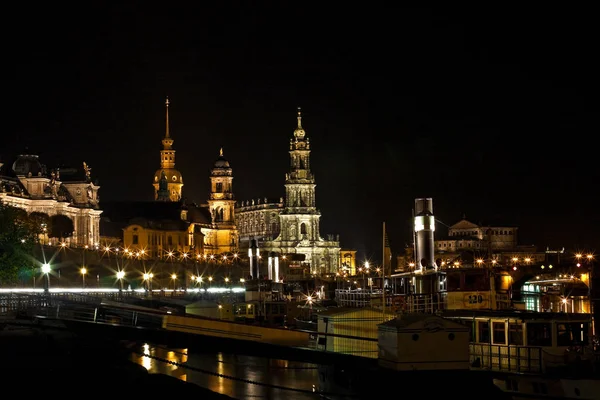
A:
[404, 294, 445, 314]
[334, 290, 448, 314]
[469, 343, 543, 373]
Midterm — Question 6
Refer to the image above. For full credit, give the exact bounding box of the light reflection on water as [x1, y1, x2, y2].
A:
[130, 343, 345, 400]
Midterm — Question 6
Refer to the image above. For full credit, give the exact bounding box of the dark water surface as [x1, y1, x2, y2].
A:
[129, 342, 355, 399]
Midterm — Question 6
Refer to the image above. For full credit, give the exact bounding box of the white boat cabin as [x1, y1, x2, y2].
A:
[440, 309, 592, 374]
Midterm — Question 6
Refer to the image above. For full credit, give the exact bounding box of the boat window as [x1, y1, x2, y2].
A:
[478, 321, 490, 343]
[493, 322, 506, 344]
[447, 273, 461, 291]
[464, 272, 489, 291]
[557, 322, 589, 346]
[527, 323, 552, 346]
[509, 323, 524, 345]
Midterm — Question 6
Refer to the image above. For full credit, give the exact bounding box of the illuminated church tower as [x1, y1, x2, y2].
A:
[201, 148, 237, 253]
[263, 107, 340, 275]
[153, 97, 183, 201]
[208, 148, 236, 226]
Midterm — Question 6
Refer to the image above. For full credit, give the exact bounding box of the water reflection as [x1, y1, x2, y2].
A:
[130, 343, 351, 399]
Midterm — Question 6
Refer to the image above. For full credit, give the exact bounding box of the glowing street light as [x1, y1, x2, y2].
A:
[171, 273, 177, 291]
[41, 263, 51, 291]
[143, 272, 154, 292]
[116, 270, 125, 291]
[80, 267, 87, 288]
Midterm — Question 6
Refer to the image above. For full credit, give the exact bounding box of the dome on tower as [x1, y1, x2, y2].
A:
[154, 168, 182, 184]
[212, 148, 231, 169]
[213, 157, 230, 168]
[12, 154, 45, 177]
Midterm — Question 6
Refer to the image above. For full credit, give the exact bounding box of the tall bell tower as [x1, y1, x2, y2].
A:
[262, 107, 340, 275]
[279, 107, 321, 241]
[153, 97, 183, 201]
[208, 148, 236, 226]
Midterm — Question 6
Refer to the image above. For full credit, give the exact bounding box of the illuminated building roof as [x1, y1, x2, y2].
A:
[212, 147, 231, 169]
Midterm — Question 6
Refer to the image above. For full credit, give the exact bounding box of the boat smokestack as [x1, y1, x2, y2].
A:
[249, 238, 260, 279]
[414, 198, 437, 271]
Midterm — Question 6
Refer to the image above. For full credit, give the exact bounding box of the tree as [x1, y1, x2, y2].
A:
[49, 214, 74, 241]
[0, 202, 38, 285]
[28, 211, 50, 232]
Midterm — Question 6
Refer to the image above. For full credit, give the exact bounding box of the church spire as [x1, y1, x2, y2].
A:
[294, 106, 306, 139]
[154, 97, 183, 202]
[165, 97, 170, 138]
[161, 97, 174, 150]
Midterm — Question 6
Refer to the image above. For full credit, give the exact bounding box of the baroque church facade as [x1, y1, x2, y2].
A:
[147, 102, 341, 274]
[235, 108, 341, 275]
[0, 155, 102, 247]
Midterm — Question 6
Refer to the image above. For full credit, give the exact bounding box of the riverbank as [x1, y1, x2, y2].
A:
[0, 318, 234, 398]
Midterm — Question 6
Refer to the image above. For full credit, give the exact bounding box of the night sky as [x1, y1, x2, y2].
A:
[3, 4, 597, 263]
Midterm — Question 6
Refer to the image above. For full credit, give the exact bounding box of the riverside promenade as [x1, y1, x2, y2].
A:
[0, 315, 234, 398]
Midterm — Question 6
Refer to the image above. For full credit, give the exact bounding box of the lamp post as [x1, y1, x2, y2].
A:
[171, 273, 177, 292]
[80, 267, 87, 289]
[578, 253, 596, 336]
[117, 270, 125, 293]
[143, 272, 153, 294]
[41, 263, 51, 292]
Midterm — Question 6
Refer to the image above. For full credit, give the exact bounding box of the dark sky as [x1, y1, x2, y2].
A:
[3, 4, 597, 263]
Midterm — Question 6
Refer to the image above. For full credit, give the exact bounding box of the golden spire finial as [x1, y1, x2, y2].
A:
[165, 97, 170, 138]
[293, 106, 306, 139]
[219, 147, 223, 157]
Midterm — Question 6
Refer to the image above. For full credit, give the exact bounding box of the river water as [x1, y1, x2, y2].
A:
[129, 342, 355, 399]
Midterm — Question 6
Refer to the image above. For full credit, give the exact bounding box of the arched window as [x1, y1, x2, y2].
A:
[300, 223, 307, 235]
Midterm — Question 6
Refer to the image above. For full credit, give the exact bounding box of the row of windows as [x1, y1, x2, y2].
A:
[474, 321, 588, 346]
[132, 234, 185, 246]
[450, 230, 514, 236]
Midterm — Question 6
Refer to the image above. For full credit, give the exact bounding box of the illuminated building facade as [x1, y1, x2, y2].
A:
[0, 155, 102, 247]
[195, 149, 238, 254]
[236, 197, 284, 244]
[436, 218, 518, 253]
[101, 201, 206, 258]
[340, 249, 358, 275]
[153, 97, 183, 202]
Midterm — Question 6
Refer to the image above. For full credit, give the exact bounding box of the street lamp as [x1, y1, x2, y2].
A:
[41, 263, 51, 292]
[80, 267, 87, 289]
[117, 270, 125, 292]
[143, 272, 153, 293]
[171, 273, 177, 291]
